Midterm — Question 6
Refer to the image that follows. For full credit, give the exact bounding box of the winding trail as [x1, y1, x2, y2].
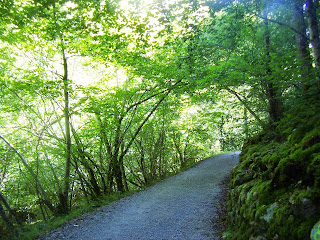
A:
[41, 152, 239, 240]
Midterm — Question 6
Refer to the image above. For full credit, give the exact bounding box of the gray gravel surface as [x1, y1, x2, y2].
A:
[40, 152, 240, 240]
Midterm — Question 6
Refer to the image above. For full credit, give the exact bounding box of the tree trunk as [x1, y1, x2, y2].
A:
[115, 92, 170, 192]
[60, 42, 72, 214]
[72, 160, 90, 200]
[96, 114, 114, 193]
[306, 0, 320, 69]
[137, 142, 149, 184]
[0, 202, 17, 238]
[264, 18, 283, 123]
[0, 192, 22, 226]
[173, 137, 184, 168]
[243, 105, 249, 139]
[293, 2, 313, 92]
[113, 156, 125, 193]
[71, 126, 102, 197]
[0, 135, 55, 213]
[119, 155, 128, 192]
[219, 115, 225, 152]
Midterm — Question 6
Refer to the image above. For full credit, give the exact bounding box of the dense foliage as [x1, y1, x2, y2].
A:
[0, 0, 319, 239]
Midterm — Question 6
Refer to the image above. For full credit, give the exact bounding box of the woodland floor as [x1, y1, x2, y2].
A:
[39, 152, 239, 240]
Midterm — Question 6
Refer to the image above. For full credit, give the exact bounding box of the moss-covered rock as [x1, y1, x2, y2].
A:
[225, 108, 320, 239]
[311, 219, 320, 240]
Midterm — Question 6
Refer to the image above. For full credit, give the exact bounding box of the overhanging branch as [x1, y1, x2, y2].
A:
[226, 88, 265, 127]
[259, 16, 306, 38]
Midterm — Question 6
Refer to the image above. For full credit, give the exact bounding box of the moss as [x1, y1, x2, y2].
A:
[310, 219, 320, 240]
[309, 155, 320, 188]
[297, 218, 319, 240]
[226, 110, 320, 239]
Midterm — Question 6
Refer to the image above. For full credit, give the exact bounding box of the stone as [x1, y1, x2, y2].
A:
[299, 198, 316, 218]
[273, 234, 279, 240]
[263, 202, 278, 223]
[249, 236, 267, 240]
[234, 174, 244, 186]
[311, 219, 320, 240]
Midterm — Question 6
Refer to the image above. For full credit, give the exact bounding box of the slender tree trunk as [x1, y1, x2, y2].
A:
[119, 155, 128, 192]
[0, 202, 17, 238]
[157, 123, 165, 178]
[122, 92, 170, 157]
[115, 92, 170, 192]
[107, 162, 114, 191]
[60, 42, 72, 214]
[96, 114, 114, 193]
[53, 8, 72, 207]
[0, 192, 22, 226]
[219, 115, 225, 152]
[137, 141, 148, 184]
[173, 137, 183, 168]
[243, 105, 249, 139]
[104, 90, 172, 193]
[112, 121, 125, 193]
[45, 151, 63, 198]
[71, 126, 102, 197]
[182, 142, 189, 168]
[72, 160, 90, 199]
[0, 135, 55, 213]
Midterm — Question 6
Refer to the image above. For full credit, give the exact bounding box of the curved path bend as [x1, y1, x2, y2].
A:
[41, 152, 240, 240]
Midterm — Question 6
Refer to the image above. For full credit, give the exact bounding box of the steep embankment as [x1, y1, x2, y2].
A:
[40, 153, 239, 240]
[226, 102, 320, 239]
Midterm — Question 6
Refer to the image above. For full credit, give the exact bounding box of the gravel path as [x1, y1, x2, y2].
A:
[40, 152, 240, 240]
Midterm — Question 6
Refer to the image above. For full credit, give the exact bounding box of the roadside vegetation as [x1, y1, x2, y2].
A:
[226, 96, 320, 239]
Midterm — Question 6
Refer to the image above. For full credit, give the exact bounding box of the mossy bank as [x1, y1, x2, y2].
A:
[225, 99, 320, 239]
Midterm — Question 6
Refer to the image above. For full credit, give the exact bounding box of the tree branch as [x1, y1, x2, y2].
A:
[125, 79, 183, 113]
[0, 135, 55, 213]
[121, 91, 170, 157]
[259, 16, 306, 38]
[226, 88, 264, 127]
